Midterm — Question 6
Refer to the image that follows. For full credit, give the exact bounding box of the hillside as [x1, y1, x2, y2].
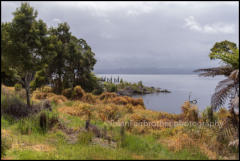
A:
[1, 85, 238, 160]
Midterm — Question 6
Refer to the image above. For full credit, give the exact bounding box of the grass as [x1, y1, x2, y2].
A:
[1, 85, 238, 160]
[2, 111, 209, 160]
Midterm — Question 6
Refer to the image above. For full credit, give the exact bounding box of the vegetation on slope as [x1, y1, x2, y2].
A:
[1, 85, 239, 160]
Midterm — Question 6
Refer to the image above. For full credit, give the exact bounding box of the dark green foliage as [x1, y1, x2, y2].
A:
[40, 112, 47, 133]
[14, 83, 22, 92]
[1, 2, 53, 107]
[62, 88, 73, 99]
[104, 82, 118, 92]
[1, 136, 11, 157]
[17, 110, 59, 135]
[1, 95, 30, 119]
[201, 106, 217, 122]
[30, 66, 49, 91]
[119, 125, 126, 148]
[2, 2, 99, 98]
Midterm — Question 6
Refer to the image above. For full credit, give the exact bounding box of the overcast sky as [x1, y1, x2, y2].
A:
[1, 1, 239, 73]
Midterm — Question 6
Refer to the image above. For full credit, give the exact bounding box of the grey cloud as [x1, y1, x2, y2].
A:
[1, 1, 238, 73]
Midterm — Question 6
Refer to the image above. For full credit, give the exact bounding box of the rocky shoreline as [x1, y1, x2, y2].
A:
[117, 86, 171, 96]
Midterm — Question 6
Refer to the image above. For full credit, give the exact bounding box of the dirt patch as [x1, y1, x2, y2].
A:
[91, 137, 117, 149]
[132, 154, 145, 159]
[11, 143, 55, 152]
[31, 144, 55, 152]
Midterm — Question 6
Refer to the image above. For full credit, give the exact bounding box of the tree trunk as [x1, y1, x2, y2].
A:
[24, 71, 35, 108]
[25, 86, 31, 108]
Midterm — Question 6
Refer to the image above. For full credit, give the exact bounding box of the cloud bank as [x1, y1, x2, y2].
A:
[1, 1, 239, 73]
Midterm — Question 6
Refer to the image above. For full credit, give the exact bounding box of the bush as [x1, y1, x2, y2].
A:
[72, 86, 85, 99]
[201, 106, 218, 122]
[18, 118, 34, 134]
[32, 91, 48, 99]
[128, 97, 145, 107]
[99, 92, 117, 101]
[217, 108, 230, 121]
[99, 105, 121, 121]
[181, 101, 199, 122]
[47, 95, 67, 104]
[82, 93, 96, 104]
[62, 88, 73, 99]
[78, 131, 94, 145]
[1, 95, 30, 119]
[92, 87, 104, 95]
[39, 112, 47, 133]
[130, 113, 150, 123]
[17, 110, 59, 135]
[112, 96, 128, 105]
[41, 86, 53, 93]
[14, 83, 22, 92]
[1, 135, 11, 157]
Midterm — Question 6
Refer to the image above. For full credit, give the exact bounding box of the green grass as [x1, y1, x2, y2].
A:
[1, 96, 210, 160]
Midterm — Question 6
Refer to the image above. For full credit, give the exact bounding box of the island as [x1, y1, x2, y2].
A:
[99, 76, 171, 96]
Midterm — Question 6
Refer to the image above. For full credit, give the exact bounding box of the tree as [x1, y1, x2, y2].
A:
[30, 64, 50, 91]
[1, 3, 51, 107]
[47, 22, 71, 94]
[71, 38, 97, 92]
[195, 40, 239, 127]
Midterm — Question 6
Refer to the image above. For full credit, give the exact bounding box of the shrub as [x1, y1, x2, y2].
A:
[201, 106, 218, 122]
[32, 91, 48, 99]
[92, 86, 104, 95]
[217, 108, 231, 121]
[18, 118, 34, 134]
[1, 135, 11, 158]
[17, 110, 59, 135]
[129, 97, 145, 107]
[167, 133, 195, 152]
[47, 95, 67, 104]
[112, 96, 128, 105]
[14, 83, 22, 92]
[72, 86, 85, 99]
[82, 93, 96, 104]
[45, 109, 59, 129]
[1, 85, 15, 96]
[78, 131, 94, 145]
[130, 113, 150, 123]
[98, 92, 117, 101]
[1, 95, 30, 119]
[41, 86, 53, 93]
[104, 82, 117, 92]
[39, 112, 47, 133]
[62, 88, 73, 99]
[181, 101, 199, 122]
[99, 105, 120, 121]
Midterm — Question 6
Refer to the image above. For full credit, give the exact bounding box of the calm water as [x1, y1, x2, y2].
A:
[97, 74, 225, 114]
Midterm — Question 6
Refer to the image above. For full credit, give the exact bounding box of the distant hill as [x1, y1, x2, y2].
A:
[94, 68, 196, 74]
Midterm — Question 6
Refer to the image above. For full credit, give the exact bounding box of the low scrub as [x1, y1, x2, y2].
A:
[181, 101, 199, 122]
[17, 110, 59, 135]
[72, 86, 86, 99]
[14, 83, 22, 92]
[82, 93, 96, 104]
[62, 86, 86, 100]
[1, 95, 30, 119]
[1, 135, 11, 158]
[78, 131, 94, 145]
[98, 92, 118, 101]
